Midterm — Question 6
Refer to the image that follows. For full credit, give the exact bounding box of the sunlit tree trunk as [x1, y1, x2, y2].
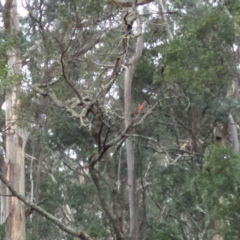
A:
[3, 1, 28, 239]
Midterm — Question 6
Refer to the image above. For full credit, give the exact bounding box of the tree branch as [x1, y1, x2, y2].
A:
[0, 170, 94, 240]
[105, 0, 153, 7]
[89, 163, 124, 240]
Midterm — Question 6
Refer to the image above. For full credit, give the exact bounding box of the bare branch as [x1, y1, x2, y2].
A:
[0, 170, 95, 240]
[105, 0, 154, 8]
[89, 163, 124, 240]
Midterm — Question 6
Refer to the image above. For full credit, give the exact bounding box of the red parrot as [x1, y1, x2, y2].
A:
[135, 104, 144, 115]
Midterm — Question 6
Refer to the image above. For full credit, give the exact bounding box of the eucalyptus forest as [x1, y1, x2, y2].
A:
[0, 0, 240, 239]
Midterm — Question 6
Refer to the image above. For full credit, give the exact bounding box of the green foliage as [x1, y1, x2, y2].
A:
[196, 145, 240, 216]
[147, 162, 196, 238]
[222, 0, 240, 14]
[162, 6, 235, 92]
[133, 50, 155, 86]
[26, 221, 34, 240]
[146, 221, 180, 240]
[0, 34, 22, 93]
[0, 31, 25, 91]
[40, 176, 63, 215]
[86, 221, 110, 238]
[0, 224, 5, 239]
[14, 0, 240, 239]
[132, 50, 156, 102]
[147, 144, 240, 238]
[194, 145, 240, 238]
[0, 41, 8, 92]
[0, 109, 5, 129]
[48, 113, 94, 150]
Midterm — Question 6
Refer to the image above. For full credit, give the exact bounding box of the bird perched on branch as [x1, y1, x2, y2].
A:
[135, 103, 144, 115]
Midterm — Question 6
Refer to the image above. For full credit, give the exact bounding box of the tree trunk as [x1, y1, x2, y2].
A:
[33, 152, 43, 240]
[124, 17, 143, 240]
[0, 154, 6, 224]
[3, 1, 27, 239]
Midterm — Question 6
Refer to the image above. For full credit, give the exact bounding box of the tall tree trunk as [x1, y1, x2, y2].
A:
[0, 153, 6, 225]
[124, 17, 143, 240]
[33, 153, 43, 240]
[3, 1, 27, 239]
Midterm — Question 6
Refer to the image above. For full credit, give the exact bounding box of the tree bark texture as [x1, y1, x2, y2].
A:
[3, 1, 28, 239]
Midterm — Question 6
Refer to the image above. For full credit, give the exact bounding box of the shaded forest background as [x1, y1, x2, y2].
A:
[1, 0, 240, 239]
